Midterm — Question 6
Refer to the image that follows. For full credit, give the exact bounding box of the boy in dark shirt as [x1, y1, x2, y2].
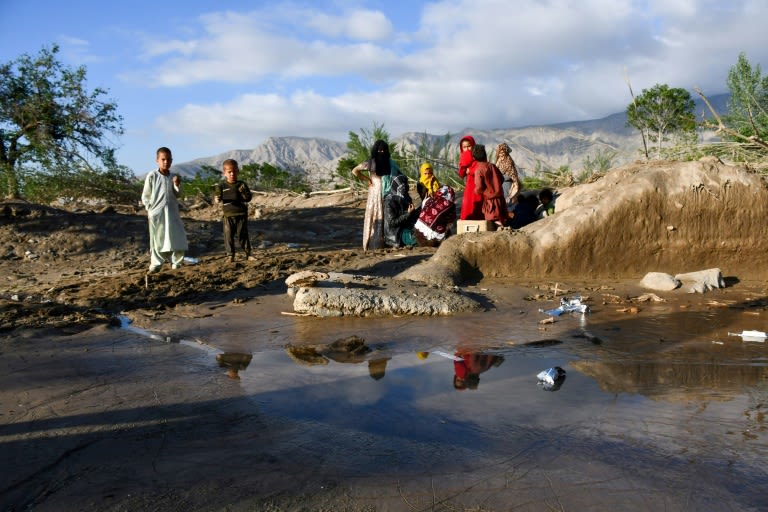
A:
[213, 159, 253, 262]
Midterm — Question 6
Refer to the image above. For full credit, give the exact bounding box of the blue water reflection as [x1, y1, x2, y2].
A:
[148, 286, 768, 509]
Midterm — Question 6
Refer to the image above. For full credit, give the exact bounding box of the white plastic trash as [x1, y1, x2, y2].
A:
[183, 256, 199, 265]
[728, 330, 766, 343]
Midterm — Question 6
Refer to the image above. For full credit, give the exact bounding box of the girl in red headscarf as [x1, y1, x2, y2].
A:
[457, 135, 483, 220]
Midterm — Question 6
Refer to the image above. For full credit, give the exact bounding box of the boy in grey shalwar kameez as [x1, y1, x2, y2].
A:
[142, 147, 188, 272]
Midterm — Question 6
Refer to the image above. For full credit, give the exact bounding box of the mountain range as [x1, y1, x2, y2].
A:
[172, 94, 729, 187]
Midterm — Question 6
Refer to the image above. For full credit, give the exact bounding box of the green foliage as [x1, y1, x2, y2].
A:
[0, 44, 124, 198]
[182, 165, 221, 198]
[250, 161, 310, 192]
[626, 83, 696, 159]
[578, 148, 617, 182]
[399, 132, 463, 189]
[335, 122, 407, 188]
[22, 164, 140, 204]
[724, 52, 768, 141]
[521, 175, 548, 190]
[184, 162, 311, 198]
[581, 148, 617, 174]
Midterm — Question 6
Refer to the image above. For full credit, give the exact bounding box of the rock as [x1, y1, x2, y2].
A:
[674, 268, 725, 293]
[285, 270, 329, 288]
[292, 281, 482, 317]
[639, 272, 680, 291]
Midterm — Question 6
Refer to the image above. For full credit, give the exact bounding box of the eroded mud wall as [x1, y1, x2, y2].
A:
[400, 159, 768, 284]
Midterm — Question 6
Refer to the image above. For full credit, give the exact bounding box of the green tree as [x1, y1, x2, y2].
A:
[724, 52, 768, 141]
[0, 45, 123, 198]
[403, 132, 463, 188]
[335, 122, 406, 188]
[626, 83, 696, 159]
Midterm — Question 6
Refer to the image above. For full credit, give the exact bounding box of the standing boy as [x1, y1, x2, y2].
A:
[213, 159, 253, 262]
[141, 147, 188, 272]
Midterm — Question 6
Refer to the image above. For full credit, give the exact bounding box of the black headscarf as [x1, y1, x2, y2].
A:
[370, 139, 392, 176]
[390, 174, 411, 203]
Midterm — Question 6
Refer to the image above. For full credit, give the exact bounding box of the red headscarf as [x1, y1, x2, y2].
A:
[458, 135, 476, 179]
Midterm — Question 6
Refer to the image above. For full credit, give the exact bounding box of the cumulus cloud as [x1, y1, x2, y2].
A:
[140, 0, 768, 154]
[306, 9, 393, 41]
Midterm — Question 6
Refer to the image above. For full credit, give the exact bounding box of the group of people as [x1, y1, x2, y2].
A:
[141, 146, 254, 272]
[351, 140, 457, 250]
[141, 136, 556, 272]
[351, 135, 556, 251]
[456, 135, 555, 229]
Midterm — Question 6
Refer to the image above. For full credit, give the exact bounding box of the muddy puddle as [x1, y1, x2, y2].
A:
[122, 281, 768, 510]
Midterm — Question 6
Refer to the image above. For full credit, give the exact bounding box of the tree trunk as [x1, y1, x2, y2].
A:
[1, 162, 19, 199]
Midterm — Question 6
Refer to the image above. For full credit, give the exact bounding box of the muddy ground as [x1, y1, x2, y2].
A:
[0, 190, 441, 336]
[2, 180, 767, 511]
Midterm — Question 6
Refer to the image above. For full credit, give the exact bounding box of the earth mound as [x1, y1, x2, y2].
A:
[400, 157, 768, 285]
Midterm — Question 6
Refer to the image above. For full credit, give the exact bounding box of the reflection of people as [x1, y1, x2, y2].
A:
[216, 352, 253, 380]
[453, 352, 504, 390]
[141, 146, 188, 272]
[285, 337, 391, 380]
[352, 140, 402, 251]
[367, 358, 389, 380]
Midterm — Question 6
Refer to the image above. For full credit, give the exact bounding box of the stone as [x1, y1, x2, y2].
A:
[674, 268, 725, 293]
[285, 270, 329, 288]
[639, 272, 680, 291]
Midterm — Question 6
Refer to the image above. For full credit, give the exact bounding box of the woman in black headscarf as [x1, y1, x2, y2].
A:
[383, 174, 419, 248]
[352, 139, 401, 250]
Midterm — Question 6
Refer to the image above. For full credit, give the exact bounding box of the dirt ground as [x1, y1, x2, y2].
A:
[2, 176, 767, 511]
[0, 190, 439, 337]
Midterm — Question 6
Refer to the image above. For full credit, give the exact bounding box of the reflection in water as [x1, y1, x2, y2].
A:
[572, 359, 768, 399]
[285, 336, 391, 380]
[141, 289, 768, 509]
[216, 352, 253, 380]
[453, 351, 505, 391]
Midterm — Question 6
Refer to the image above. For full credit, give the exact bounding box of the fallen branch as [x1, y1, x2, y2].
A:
[308, 187, 352, 196]
[694, 87, 768, 151]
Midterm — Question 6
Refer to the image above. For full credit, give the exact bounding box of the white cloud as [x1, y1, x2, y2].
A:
[306, 9, 393, 41]
[141, 0, 768, 155]
[57, 35, 103, 64]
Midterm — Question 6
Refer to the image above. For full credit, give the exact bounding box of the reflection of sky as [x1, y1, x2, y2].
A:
[130, 291, 768, 505]
[193, 294, 768, 472]
[237, 347, 767, 472]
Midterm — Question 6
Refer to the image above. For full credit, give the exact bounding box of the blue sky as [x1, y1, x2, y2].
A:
[2, 0, 767, 174]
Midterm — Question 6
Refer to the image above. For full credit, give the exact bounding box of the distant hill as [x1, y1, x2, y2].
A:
[171, 136, 347, 187]
[171, 94, 730, 186]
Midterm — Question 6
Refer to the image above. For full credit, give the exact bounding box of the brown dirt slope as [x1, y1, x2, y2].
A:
[401, 157, 768, 285]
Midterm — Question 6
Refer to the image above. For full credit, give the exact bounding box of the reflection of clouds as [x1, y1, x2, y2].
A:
[236, 349, 767, 469]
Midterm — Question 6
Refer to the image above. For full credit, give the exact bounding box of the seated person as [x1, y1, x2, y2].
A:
[417, 162, 440, 202]
[535, 188, 556, 218]
[508, 189, 539, 229]
[383, 174, 419, 248]
[413, 185, 457, 247]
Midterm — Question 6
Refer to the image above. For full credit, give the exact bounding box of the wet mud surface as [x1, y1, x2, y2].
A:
[1, 190, 767, 511]
[2, 278, 767, 511]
